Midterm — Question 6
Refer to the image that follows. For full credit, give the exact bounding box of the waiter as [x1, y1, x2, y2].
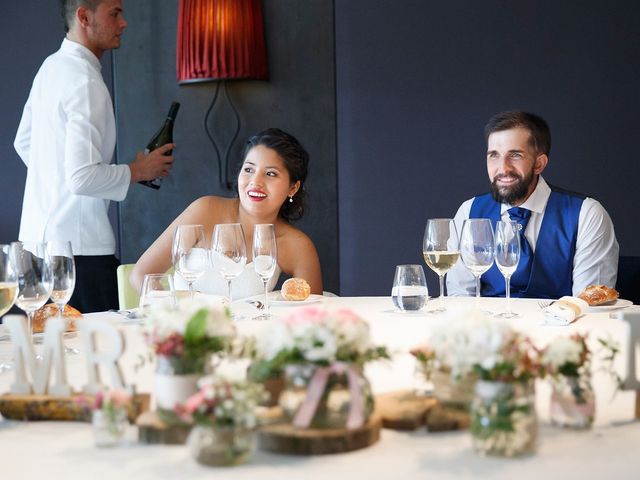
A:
[14, 0, 174, 312]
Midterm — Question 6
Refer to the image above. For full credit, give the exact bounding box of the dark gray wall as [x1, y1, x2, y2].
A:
[0, 3, 64, 243]
[1, 1, 115, 246]
[336, 0, 640, 296]
[114, 0, 339, 293]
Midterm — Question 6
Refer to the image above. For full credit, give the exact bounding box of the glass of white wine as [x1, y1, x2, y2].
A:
[11, 241, 53, 344]
[459, 219, 495, 302]
[0, 244, 18, 318]
[422, 218, 460, 313]
[494, 220, 521, 318]
[211, 223, 247, 315]
[0, 244, 18, 372]
[252, 224, 277, 320]
[172, 224, 209, 299]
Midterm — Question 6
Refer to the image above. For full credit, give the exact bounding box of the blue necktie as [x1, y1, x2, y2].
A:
[508, 207, 533, 291]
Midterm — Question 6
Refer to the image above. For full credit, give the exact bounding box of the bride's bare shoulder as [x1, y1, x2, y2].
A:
[183, 196, 239, 222]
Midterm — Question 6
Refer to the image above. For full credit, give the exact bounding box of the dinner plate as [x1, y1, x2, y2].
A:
[587, 299, 633, 312]
[268, 293, 324, 306]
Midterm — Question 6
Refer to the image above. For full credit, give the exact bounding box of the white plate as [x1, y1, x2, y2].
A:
[587, 299, 633, 312]
[268, 293, 324, 306]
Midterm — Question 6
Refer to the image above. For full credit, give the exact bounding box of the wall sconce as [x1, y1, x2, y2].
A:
[177, 0, 268, 189]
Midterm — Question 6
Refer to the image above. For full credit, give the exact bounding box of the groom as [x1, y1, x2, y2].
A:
[446, 110, 618, 299]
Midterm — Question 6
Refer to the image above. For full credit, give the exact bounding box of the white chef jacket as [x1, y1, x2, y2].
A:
[446, 176, 619, 297]
[14, 38, 130, 255]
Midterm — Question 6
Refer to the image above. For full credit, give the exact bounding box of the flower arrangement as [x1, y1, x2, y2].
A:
[412, 307, 543, 382]
[176, 375, 265, 428]
[543, 333, 595, 429]
[543, 333, 591, 378]
[81, 389, 132, 447]
[248, 306, 389, 380]
[143, 298, 235, 374]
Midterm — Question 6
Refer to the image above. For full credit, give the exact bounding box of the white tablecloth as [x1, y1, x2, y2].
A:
[1, 296, 639, 479]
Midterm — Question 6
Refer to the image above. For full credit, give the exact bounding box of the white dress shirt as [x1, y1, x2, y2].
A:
[446, 176, 619, 297]
[14, 39, 130, 255]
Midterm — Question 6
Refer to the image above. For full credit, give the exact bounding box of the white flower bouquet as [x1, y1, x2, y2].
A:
[143, 298, 235, 374]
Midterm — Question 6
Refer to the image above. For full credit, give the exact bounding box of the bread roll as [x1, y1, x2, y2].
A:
[577, 285, 619, 306]
[281, 277, 311, 301]
[31, 303, 82, 333]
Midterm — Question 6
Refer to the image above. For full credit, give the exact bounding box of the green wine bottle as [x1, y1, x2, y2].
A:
[139, 101, 180, 190]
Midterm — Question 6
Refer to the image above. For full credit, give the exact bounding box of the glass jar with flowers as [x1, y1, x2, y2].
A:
[143, 298, 235, 419]
[250, 307, 389, 429]
[176, 375, 265, 466]
[543, 333, 595, 429]
[423, 308, 543, 456]
[89, 389, 131, 447]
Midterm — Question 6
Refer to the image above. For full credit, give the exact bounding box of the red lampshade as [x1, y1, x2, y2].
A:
[177, 0, 269, 83]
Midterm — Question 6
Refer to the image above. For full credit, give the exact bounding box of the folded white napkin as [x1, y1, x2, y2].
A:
[542, 296, 589, 326]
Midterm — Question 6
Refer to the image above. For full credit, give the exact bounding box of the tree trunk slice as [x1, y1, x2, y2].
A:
[0, 393, 149, 422]
[375, 390, 438, 430]
[375, 390, 469, 431]
[136, 410, 192, 445]
[258, 415, 381, 455]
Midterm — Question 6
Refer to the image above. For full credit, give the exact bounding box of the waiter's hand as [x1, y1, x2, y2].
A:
[129, 143, 175, 183]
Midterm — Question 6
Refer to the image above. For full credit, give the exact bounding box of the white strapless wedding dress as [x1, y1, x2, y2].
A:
[173, 263, 282, 300]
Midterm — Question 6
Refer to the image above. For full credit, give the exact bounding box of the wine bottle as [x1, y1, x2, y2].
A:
[139, 101, 180, 189]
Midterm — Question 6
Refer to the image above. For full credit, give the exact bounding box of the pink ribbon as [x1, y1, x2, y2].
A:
[292, 362, 365, 429]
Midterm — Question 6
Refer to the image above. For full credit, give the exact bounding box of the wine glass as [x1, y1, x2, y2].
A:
[140, 273, 176, 314]
[494, 220, 521, 318]
[391, 264, 429, 312]
[211, 223, 247, 313]
[422, 219, 460, 313]
[11, 242, 53, 344]
[0, 244, 18, 372]
[47, 240, 77, 354]
[459, 219, 495, 302]
[172, 224, 208, 298]
[252, 224, 277, 320]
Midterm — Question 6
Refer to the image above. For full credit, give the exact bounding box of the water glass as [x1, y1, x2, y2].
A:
[391, 264, 428, 312]
[172, 224, 208, 298]
[459, 218, 495, 299]
[140, 273, 176, 312]
[252, 224, 277, 320]
[211, 223, 247, 316]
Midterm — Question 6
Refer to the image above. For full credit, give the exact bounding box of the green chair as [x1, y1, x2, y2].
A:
[116, 264, 139, 310]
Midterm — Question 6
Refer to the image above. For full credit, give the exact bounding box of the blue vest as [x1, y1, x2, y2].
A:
[469, 185, 585, 298]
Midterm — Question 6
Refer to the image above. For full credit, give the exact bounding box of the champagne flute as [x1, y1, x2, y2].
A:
[11, 242, 53, 344]
[0, 244, 18, 372]
[172, 224, 208, 299]
[459, 219, 495, 303]
[47, 241, 77, 354]
[211, 223, 247, 314]
[252, 224, 277, 320]
[494, 220, 521, 318]
[422, 218, 460, 313]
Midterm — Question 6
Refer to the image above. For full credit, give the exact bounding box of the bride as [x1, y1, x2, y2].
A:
[130, 128, 323, 297]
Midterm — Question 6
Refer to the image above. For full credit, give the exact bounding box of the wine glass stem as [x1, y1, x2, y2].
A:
[26, 310, 35, 344]
[505, 275, 511, 313]
[438, 274, 446, 310]
[227, 279, 233, 305]
[263, 279, 269, 317]
[475, 275, 481, 298]
[188, 281, 195, 299]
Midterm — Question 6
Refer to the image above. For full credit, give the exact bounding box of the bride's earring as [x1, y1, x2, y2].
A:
[288, 195, 294, 203]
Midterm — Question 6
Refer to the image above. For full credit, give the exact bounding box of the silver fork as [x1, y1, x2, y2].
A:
[245, 299, 265, 310]
[537, 300, 554, 309]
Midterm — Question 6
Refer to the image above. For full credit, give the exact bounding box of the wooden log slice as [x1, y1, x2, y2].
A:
[136, 410, 192, 445]
[0, 393, 149, 422]
[375, 390, 438, 430]
[258, 415, 381, 455]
